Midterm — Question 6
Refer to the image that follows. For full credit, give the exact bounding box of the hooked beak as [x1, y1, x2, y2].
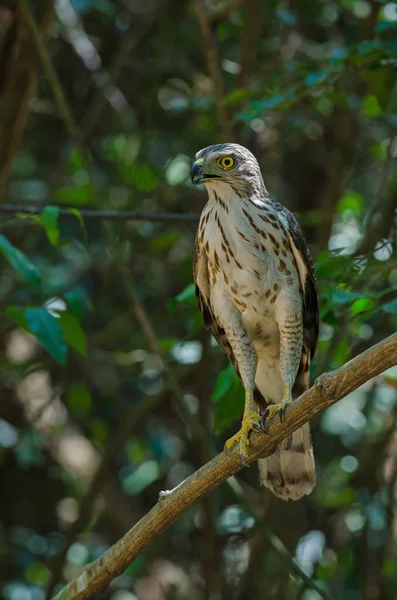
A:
[191, 161, 221, 185]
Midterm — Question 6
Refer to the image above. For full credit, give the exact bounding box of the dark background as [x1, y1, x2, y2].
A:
[0, 1, 397, 599]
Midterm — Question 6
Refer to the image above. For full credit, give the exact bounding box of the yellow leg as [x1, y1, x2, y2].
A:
[224, 388, 262, 464]
[261, 381, 293, 431]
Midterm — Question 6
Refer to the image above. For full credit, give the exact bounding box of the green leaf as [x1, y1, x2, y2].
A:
[362, 94, 383, 118]
[212, 365, 244, 434]
[41, 205, 60, 246]
[176, 282, 195, 304]
[24, 308, 67, 364]
[58, 311, 87, 357]
[212, 364, 234, 402]
[330, 289, 365, 305]
[25, 561, 51, 586]
[0, 234, 41, 287]
[381, 299, 397, 313]
[64, 289, 91, 320]
[351, 297, 376, 316]
[170, 282, 196, 312]
[338, 190, 363, 213]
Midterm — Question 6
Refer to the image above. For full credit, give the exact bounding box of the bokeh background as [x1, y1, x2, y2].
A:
[0, 0, 397, 599]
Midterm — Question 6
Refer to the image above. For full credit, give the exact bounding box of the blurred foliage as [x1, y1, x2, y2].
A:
[0, 0, 396, 599]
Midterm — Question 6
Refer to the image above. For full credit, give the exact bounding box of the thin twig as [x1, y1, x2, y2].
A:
[0, 0, 54, 202]
[194, 0, 232, 140]
[18, 0, 92, 186]
[52, 332, 397, 600]
[0, 204, 199, 223]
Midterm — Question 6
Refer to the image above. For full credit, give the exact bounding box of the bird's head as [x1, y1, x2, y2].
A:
[191, 143, 266, 198]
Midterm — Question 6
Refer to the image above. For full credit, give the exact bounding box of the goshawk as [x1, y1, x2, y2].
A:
[191, 143, 319, 501]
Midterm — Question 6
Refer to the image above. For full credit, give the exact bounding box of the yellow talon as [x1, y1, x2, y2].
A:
[224, 408, 262, 464]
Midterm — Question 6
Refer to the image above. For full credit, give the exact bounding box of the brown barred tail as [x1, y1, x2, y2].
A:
[257, 342, 315, 501]
[258, 423, 315, 501]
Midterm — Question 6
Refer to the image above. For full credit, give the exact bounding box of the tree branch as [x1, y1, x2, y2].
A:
[52, 332, 397, 600]
[0, 204, 199, 223]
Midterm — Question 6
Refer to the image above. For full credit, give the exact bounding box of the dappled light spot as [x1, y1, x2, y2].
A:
[56, 497, 79, 526]
[6, 329, 37, 363]
[295, 530, 326, 577]
[172, 341, 202, 364]
[0, 419, 18, 448]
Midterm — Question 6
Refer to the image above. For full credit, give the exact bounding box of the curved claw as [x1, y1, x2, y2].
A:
[252, 422, 265, 434]
[239, 453, 250, 467]
[261, 401, 291, 432]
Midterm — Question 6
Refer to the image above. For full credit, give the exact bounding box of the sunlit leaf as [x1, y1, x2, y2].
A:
[362, 94, 383, 117]
[338, 190, 363, 213]
[0, 234, 41, 287]
[24, 561, 50, 586]
[351, 297, 376, 316]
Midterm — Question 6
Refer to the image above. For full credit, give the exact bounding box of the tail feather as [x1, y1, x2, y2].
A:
[258, 423, 315, 501]
[255, 341, 315, 501]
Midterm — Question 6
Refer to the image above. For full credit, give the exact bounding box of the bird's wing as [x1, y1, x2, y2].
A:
[193, 235, 241, 376]
[274, 201, 319, 359]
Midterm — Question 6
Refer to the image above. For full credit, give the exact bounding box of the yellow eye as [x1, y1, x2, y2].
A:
[217, 155, 236, 170]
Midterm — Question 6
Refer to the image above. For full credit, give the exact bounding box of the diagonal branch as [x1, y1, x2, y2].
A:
[52, 332, 397, 600]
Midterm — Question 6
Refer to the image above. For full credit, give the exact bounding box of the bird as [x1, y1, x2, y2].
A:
[191, 143, 319, 501]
